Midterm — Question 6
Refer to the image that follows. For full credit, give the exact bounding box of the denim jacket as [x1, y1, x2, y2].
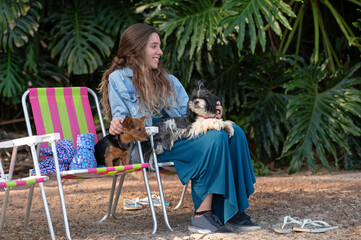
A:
[108, 67, 189, 126]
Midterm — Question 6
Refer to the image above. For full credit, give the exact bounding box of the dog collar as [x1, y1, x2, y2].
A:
[200, 116, 216, 119]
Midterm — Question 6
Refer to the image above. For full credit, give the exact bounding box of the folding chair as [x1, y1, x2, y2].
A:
[0, 133, 60, 240]
[21, 87, 157, 239]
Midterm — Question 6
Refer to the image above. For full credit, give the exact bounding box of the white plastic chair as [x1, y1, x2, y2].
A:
[0, 133, 60, 240]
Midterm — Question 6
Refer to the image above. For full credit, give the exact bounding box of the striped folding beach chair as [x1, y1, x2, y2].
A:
[21, 87, 157, 239]
[0, 133, 60, 239]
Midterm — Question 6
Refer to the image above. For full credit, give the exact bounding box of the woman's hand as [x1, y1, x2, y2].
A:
[215, 101, 223, 119]
[109, 118, 125, 135]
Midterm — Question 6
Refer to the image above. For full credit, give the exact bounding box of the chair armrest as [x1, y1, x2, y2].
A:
[146, 126, 159, 136]
[0, 133, 61, 149]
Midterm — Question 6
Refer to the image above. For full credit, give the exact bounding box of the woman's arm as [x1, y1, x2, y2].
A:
[107, 71, 130, 135]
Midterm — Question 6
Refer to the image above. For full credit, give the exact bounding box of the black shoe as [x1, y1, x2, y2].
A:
[188, 211, 234, 234]
[226, 212, 261, 232]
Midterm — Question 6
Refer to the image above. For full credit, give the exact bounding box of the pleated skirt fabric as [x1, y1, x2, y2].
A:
[158, 125, 256, 223]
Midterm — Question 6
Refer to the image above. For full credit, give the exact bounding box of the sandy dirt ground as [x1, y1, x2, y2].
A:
[0, 170, 360, 240]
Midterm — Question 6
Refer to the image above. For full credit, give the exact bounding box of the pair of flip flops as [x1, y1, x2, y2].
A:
[123, 194, 170, 211]
[272, 216, 338, 234]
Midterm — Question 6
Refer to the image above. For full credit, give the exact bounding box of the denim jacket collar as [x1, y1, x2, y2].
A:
[122, 67, 133, 77]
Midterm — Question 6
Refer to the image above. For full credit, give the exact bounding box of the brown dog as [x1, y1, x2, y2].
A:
[94, 116, 148, 167]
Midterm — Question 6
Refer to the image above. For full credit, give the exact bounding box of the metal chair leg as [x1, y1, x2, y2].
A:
[93, 175, 118, 224]
[24, 184, 35, 232]
[30, 144, 55, 240]
[38, 182, 56, 240]
[174, 182, 189, 210]
[137, 141, 158, 234]
[148, 136, 174, 232]
[51, 141, 72, 240]
[111, 174, 126, 220]
[0, 188, 10, 234]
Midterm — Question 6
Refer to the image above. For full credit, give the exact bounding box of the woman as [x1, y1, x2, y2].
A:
[99, 23, 260, 234]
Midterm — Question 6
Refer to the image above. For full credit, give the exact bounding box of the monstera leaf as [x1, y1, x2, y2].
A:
[0, 50, 27, 98]
[281, 56, 361, 173]
[0, 0, 42, 51]
[47, 0, 114, 74]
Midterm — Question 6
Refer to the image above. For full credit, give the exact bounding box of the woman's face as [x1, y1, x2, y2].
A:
[145, 32, 163, 69]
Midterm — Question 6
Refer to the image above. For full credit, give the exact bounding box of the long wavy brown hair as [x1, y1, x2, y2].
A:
[99, 23, 176, 121]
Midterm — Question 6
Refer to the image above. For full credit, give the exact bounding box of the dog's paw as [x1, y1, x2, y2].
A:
[224, 121, 234, 137]
[155, 144, 164, 154]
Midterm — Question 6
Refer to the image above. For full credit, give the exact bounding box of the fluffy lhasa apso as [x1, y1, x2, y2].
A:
[141, 80, 234, 164]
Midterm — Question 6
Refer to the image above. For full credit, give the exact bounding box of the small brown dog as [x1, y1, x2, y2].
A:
[94, 116, 148, 167]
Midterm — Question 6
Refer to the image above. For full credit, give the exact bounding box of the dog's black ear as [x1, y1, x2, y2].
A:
[187, 104, 197, 123]
[207, 94, 219, 113]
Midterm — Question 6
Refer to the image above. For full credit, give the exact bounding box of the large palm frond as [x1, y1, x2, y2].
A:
[47, 0, 114, 74]
[145, 0, 225, 61]
[0, 0, 41, 51]
[221, 0, 296, 54]
[281, 56, 361, 173]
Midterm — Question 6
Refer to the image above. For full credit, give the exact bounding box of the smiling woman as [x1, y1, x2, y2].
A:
[98, 23, 259, 234]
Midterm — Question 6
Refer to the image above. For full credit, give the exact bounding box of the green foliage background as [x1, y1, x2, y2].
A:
[1, 0, 361, 173]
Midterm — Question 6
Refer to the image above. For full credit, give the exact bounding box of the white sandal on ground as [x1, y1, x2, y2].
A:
[293, 219, 338, 233]
[272, 216, 303, 234]
[138, 194, 170, 207]
[123, 198, 143, 211]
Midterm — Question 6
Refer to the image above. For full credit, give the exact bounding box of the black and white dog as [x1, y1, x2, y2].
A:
[141, 80, 234, 165]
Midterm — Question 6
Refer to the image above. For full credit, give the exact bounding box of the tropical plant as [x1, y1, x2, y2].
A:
[0, 0, 41, 51]
[1, 0, 361, 174]
[251, 159, 270, 176]
[220, 0, 297, 54]
[278, 0, 361, 72]
[47, 0, 114, 75]
[0, 50, 28, 99]
[280, 56, 361, 173]
[238, 54, 292, 160]
[144, 0, 296, 81]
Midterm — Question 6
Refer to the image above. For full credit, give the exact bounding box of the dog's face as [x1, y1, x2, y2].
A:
[122, 116, 148, 141]
[187, 81, 219, 122]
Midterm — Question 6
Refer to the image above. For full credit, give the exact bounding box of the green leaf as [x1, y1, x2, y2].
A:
[281, 56, 361, 173]
[0, 50, 27, 97]
[221, 0, 295, 53]
[148, 0, 224, 60]
[47, 0, 114, 75]
[0, 0, 41, 51]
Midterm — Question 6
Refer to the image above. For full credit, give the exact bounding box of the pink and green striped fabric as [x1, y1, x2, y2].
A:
[27, 87, 149, 178]
[60, 164, 148, 179]
[29, 87, 97, 148]
[0, 176, 48, 188]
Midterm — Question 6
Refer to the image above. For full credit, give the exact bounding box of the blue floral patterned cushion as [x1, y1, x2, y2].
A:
[32, 139, 75, 174]
[69, 133, 97, 170]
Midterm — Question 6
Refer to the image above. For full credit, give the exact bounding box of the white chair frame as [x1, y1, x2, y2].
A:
[0, 133, 60, 240]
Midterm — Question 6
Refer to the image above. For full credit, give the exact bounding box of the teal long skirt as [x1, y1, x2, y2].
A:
[158, 125, 256, 223]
